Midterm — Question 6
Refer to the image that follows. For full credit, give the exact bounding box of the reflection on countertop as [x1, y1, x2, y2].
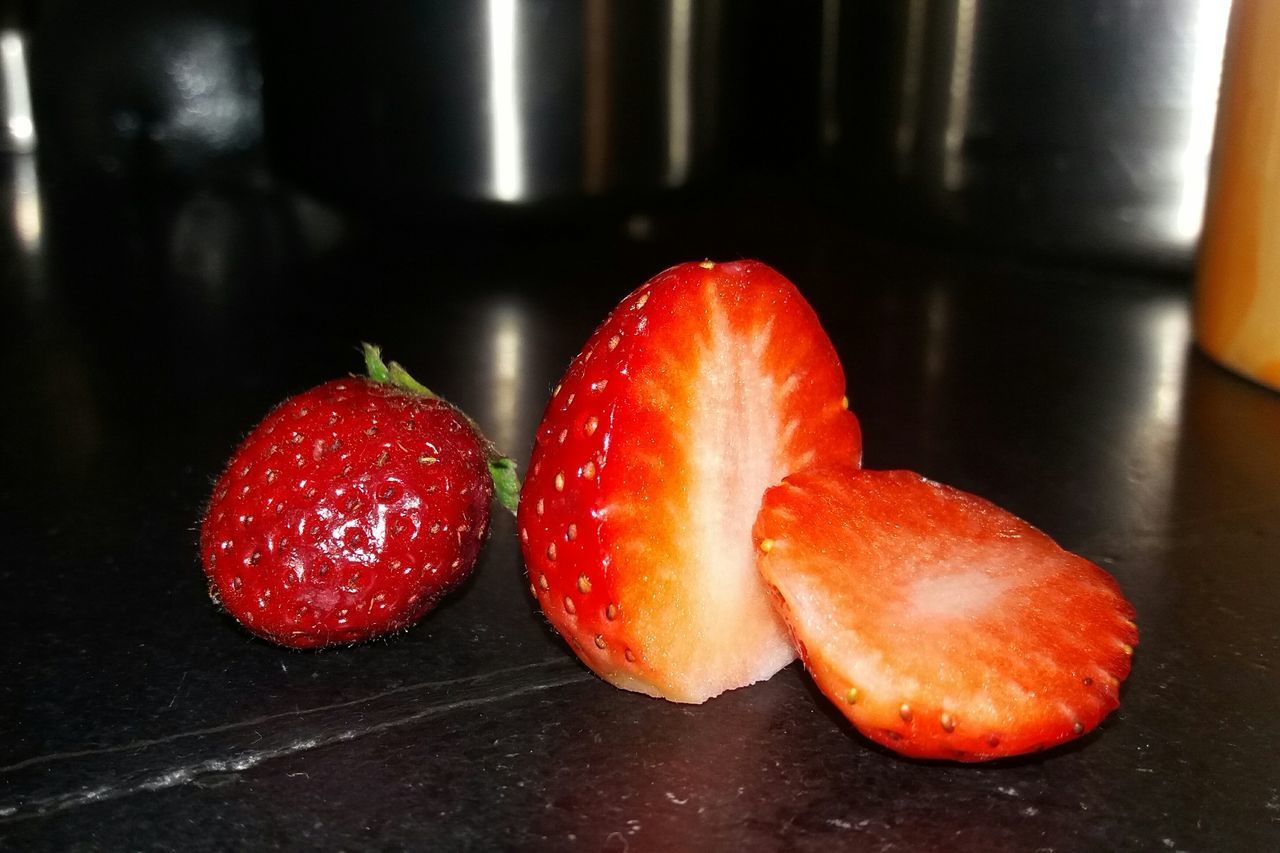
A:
[1, 156, 1278, 851]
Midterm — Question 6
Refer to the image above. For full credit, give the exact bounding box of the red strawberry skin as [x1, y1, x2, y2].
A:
[754, 466, 1138, 761]
[200, 377, 493, 648]
[518, 260, 862, 702]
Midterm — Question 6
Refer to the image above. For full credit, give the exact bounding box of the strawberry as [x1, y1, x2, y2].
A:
[200, 345, 519, 648]
[754, 466, 1138, 761]
[518, 260, 863, 703]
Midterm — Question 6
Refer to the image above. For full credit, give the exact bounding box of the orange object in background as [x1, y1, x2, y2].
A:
[1197, 0, 1280, 392]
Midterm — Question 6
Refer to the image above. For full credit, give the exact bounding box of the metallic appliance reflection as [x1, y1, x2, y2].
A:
[831, 0, 1233, 265]
[486, 0, 526, 202]
[485, 301, 528, 454]
[28, 1, 262, 179]
[1, 29, 36, 153]
[261, 1, 727, 205]
[10, 152, 41, 254]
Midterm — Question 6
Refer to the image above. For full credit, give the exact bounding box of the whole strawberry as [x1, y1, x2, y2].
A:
[200, 345, 519, 648]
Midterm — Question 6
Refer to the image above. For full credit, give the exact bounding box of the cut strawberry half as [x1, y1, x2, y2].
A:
[519, 260, 863, 703]
[754, 466, 1138, 761]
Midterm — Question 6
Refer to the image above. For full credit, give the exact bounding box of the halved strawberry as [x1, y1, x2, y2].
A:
[754, 466, 1138, 761]
[519, 260, 862, 703]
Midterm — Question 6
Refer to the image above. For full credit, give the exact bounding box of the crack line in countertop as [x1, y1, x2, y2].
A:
[0, 659, 594, 825]
[1, 657, 573, 774]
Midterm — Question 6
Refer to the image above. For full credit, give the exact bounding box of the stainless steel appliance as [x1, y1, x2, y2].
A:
[824, 0, 1233, 266]
[260, 1, 735, 205]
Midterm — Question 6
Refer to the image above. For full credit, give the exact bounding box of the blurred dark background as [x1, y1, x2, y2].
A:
[3, 0, 1232, 265]
[0, 0, 1237, 495]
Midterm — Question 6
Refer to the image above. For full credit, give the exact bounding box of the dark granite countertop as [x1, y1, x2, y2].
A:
[2, 160, 1278, 851]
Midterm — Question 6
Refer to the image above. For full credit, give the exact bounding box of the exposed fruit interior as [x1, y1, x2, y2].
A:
[520, 261, 862, 703]
[755, 466, 1138, 760]
[621, 296, 814, 698]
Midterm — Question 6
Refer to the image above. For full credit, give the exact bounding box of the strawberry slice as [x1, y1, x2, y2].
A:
[754, 466, 1138, 761]
[519, 260, 862, 703]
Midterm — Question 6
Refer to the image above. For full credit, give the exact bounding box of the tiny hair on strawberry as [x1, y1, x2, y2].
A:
[200, 344, 519, 648]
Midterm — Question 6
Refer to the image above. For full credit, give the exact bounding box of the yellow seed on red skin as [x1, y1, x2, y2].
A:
[940, 713, 956, 732]
[606, 603, 618, 620]
[578, 575, 592, 594]
[567, 523, 578, 541]
[584, 416, 598, 436]
[546, 542, 557, 561]
[536, 498, 545, 516]
[555, 472, 565, 491]
[698, 260, 715, 269]
[900, 704, 913, 722]
[624, 648, 636, 661]
[583, 461, 597, 480]
[538, 574, 549, 590]
[635, 293, 648, 310]
[594, 635, 606, 649]
[558, 429, 567, 444]
[759, 539, 774, 553]
[845, 687, 858, 704]
[608, 335, 621, 351]
[564, 596, 576, 614]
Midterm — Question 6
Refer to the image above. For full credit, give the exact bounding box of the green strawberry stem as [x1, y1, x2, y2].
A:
[487, 457, 521, 518]
[362, 343, 521, 516]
